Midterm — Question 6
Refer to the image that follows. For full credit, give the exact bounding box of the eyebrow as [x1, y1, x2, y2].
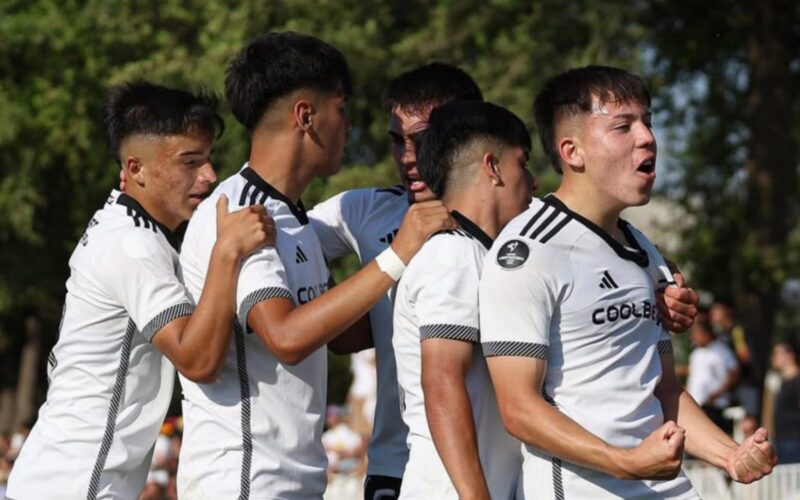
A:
[178, 148, 212, 157]
[387, 130, 424, 141]
[610, 111, 652, 121]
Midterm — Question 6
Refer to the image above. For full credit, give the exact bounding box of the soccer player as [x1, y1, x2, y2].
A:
[6, 82, 272, 500]
[480, 65, 777, 499]
[176, 33, 454, 499]
[308, 62, 483, 499]
[393, 101, 535, 499]
[309, 62, 699, 499]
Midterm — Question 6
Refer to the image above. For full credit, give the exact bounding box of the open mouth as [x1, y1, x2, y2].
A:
[405, 170, 428, 192]
[636, 159, 656, 174]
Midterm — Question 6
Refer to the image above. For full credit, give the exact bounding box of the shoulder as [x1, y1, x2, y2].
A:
[418, 230, 484, 268]
[314, 185, 406, 212]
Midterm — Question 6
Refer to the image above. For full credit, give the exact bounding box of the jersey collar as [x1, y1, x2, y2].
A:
[239, 166, 309, 224]
[543, 195, 649, 267]
[451, 210, 494, 250]
[116, 193, 184, 251]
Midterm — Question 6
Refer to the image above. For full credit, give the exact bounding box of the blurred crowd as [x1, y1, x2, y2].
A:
[677, 299, 800, 464]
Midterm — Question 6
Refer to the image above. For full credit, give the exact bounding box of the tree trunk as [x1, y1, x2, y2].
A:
[743, 0, 797, 415]
[13, 316, 42, 428]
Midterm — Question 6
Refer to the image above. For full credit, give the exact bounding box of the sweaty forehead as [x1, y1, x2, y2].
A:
[589, 94, 649, 117]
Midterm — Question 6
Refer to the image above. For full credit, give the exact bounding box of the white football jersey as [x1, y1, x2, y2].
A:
[480, 195, 697, 500]
[178, 165, 331, 499]
[309, 185, 410, 478]
[393, 212, 521, 500]
[7, 191, 192, 500]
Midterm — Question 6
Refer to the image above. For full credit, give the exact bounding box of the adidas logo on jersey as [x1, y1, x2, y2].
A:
[295, 245, 309, 264]
[379, 229, 399, 244]
[599, 270, 619, 289]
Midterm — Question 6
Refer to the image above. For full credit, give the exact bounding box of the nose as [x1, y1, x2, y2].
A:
[637, 122, 657, 150]
[402, 140, 416, 166]
[199, 161, 217, 184]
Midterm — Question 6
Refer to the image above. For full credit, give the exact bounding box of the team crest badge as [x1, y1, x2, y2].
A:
[497, 239, 529, 269]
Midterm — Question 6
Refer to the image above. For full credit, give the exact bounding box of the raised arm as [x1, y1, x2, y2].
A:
[487, 355, 684, 480]
[152, 195, 273, 382]
[655, 351, 777, 483]
[248, 200, 454, 365]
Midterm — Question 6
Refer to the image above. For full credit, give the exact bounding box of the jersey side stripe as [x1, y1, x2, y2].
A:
[237, 287, 294, 329]
[87, 320, 136, 499]
[141, 303, 195, 341]
[657, 340, 673, 355]
[419, 324, 479, 343]
[552, 457, 565, 500]
[528, 208, 561, 241]
[234, 323, 252, 499]
[519, 204, 550, 236]
[539, 214, 572, 244]
[483, 341, 548, 359]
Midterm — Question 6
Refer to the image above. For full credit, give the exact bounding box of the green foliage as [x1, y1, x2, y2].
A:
[1, 0, 798, 406]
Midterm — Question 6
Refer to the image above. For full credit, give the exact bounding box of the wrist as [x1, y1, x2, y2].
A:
[213, 236, 244, 262]
[389, 240, 414, 264]
[608, 445, 634, 479]
[375, 246, 406, 281]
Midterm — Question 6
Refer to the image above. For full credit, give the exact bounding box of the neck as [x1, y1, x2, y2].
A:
[248, 129, 314, 203]
[122, 187, 180, 232]
[442, 188, 503, 240]
[554, 180, 624, 239]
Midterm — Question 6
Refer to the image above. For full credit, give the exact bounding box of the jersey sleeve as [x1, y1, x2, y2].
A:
[236, 246, 294, 328]
[111, 228, 194, 342]
[411, 237, 482, 344]
[309, 190, 367, 260]
[479, 238, 564, 360]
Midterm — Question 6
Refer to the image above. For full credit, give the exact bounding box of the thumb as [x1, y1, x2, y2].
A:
[216, 194, 229, 225]
[753, 427, 768, 443]
[673, 272, 686, 288]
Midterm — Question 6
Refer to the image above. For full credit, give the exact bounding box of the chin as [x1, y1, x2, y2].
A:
[411, 191, 436, 204]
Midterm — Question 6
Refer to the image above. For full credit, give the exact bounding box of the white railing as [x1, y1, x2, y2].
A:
[685, 461, 800, 500]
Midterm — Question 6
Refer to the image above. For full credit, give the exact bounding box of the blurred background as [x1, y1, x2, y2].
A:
[0, 0, 798, 498]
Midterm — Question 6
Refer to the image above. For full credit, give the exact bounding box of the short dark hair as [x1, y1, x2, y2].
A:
[225, 32, 353, 132]
[417, 101, 531, 198]
[382, 62, 483, 113]
[533, 65, 651, 174]
[103, 81, 223, 164]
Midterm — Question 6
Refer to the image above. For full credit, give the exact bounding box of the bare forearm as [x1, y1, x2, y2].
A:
[504, 396, 629, 479]
[254, 262, 394, 364]
[675, 390, 737, 468]
[425, 377, 489, 499]
[174, 245, 241, 380]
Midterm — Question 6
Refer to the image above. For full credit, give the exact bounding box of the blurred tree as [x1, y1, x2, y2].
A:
[644, 0, 800, 408]
[3, 0, 796, 428]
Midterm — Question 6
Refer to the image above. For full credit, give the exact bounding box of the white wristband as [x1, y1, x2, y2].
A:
[375, 246, 406, 281]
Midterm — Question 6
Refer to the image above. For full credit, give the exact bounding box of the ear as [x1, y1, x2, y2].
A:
[481, 152, 502, 186]
[293, 99, 315, 131]
[558, 135, 585, 171]
[124, 155, 146, 186]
